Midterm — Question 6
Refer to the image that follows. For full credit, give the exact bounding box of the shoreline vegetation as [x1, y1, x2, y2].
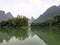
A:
[31, 15, 60, 31]
[0, 16, 29, 29]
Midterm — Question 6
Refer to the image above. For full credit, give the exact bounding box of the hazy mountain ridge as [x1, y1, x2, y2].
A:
[0, 11, 13, 21]
[28, 17, 35, 23]
[35, 5, 60, 22]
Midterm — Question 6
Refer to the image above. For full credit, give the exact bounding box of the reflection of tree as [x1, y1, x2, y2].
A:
[10, 29, 28, 40]
[0, 32, 11, 43]
[0, 28, 28, 43]
[31, 28, 60, 45]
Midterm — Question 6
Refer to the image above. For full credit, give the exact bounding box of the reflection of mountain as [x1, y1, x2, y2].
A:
[31, 28, 60, 45]
[0, 28, 47, 45]
[0, 34, 46, 45]
[0, 28, 28, 43]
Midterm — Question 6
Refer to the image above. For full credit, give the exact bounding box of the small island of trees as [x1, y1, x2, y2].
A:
[0, 16, 29, 29]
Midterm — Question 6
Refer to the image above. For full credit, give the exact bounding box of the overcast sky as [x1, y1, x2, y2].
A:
[0, 0, 60, 18]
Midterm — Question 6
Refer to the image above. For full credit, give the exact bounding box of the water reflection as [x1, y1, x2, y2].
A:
[0, 28, 47, 45]
[31, 28, 60, 45]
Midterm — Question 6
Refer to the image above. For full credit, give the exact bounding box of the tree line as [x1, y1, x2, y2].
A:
[0, 16, 29, 29]
[31, 15, 60, 31]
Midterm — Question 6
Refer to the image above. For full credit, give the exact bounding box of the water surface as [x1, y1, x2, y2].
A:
[0, 28, 47, 45]
[0, 28, 60, 45]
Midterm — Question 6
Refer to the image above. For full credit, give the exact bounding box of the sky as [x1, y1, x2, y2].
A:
[0, 0, 60, 19]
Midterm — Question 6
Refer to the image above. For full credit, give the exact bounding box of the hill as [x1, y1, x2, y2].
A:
[0, 11, 13, 21]
[35, 5, 60, 22]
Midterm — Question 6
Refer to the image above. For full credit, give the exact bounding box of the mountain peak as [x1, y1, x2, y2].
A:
[6, 12, 13, 18]
[7, 12, 11, 14]
[35, 5, 60, 22]
[47, 5, 60, 11]
[6, 12, 12, 15]
[0, 11, 5, 15]
[0, 11, 13, 21]
[50, 5, 57, 8]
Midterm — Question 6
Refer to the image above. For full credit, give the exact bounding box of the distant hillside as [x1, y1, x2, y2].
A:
[0, 11, 13, 21]
[28, 17, 35, 23]
[35, 5, 60, 22]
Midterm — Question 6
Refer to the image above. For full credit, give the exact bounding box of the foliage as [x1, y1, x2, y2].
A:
[0, 16, 29, 29]
[31, 15, 60, 30]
